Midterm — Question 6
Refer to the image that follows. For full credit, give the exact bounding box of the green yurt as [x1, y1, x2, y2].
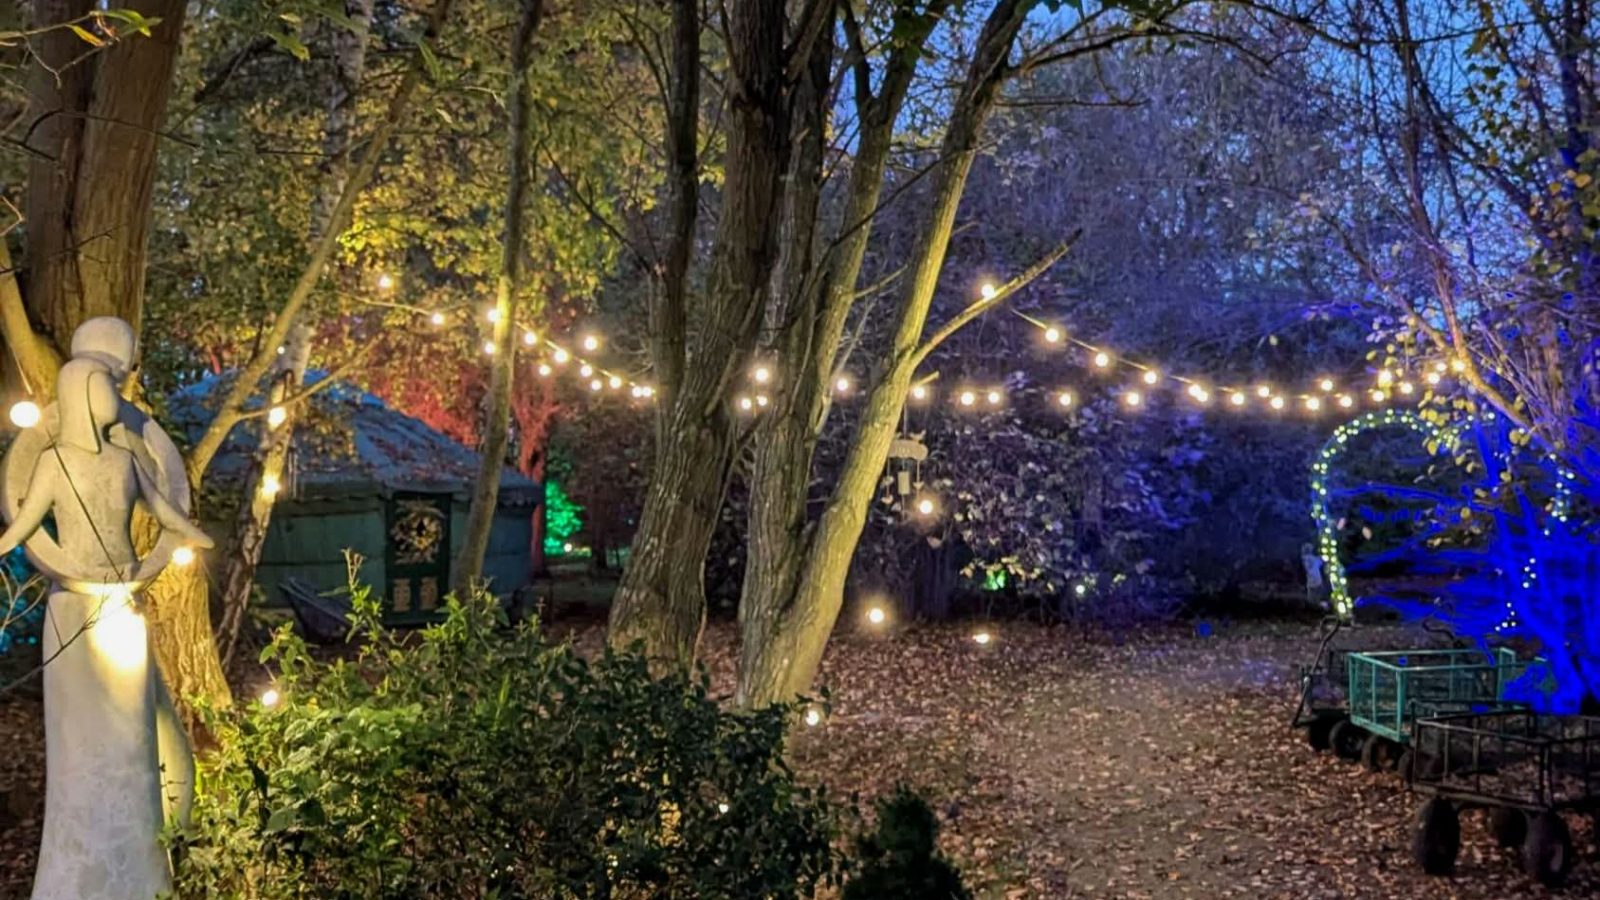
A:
[170, 374, 538, 622]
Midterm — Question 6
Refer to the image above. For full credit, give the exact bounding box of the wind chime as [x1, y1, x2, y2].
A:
[887, 403, 932, 520]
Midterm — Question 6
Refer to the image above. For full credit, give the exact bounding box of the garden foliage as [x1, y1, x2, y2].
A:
[170, 581, 836, 899]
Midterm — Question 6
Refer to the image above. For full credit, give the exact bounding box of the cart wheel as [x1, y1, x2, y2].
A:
[1521, 812, 1572, 888]
[1361, 734, 1398, 772]
[1396, 748, 1413, 779]
[1413, 798, 1460, 876]
[1329, 720, 1365, 762]
[1489, 807, 1526, 849]
[1307, 714, 1342, 752]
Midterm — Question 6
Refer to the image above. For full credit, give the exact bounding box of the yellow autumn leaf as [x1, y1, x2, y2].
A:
[68, 23, 105, 47]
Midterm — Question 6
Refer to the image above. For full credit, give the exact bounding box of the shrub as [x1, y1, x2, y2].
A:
[171, 581, 837, 899]
[842, 787, 970, 900]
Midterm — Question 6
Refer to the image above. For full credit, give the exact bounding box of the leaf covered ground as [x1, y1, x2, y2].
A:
[0, 617, 1595, 898]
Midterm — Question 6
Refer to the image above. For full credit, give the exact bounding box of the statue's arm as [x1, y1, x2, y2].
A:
[0, 458, 57, 556]
[133, 462, 215, 550]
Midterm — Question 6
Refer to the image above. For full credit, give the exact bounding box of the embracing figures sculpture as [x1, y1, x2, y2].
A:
[0, 317, 213, 900]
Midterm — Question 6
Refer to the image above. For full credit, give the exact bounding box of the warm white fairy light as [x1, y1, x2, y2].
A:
[9, 400, 40, 429]
[523, 330, 537, 346]
[588, 378, 603, 392]
[1426, 372, 1441, 385]
[1229, 392, 1247, 407]
[1319, 378, 1334, 392]
[1338, 394, 1354, 408]
[911, 385, 928, 401]
[867, 606, 887, 625]
[638, 386, 655, 398]
[1093, 351, 1111, 368]
[803, 706, 823, 727]
[537, 363, 552, 377]
[1270, 395, 1285, 411]
[486, 307, 501, 324]
[267, 405, 287, 429]
[483, 340, 497, 355]
[752, 365, 771, 384]
[972, 630, 993, 646]
[1057, 391, 1073, 407]
[1044, 326, 1062, 343]
[1124, 390, 1142, 408]
[835, 375, 851, 394]
[429, 311, 446, 326]
[915, 497, 936, 517]
[1434, 361, 1448, 373]
[738, 396, 753, 411]
[985, 390, 1002, 406]
[1186, 384, 1209, 403]
[1305, 396, 1322, 411]
[260, 687, 281, 708]
[1450, 357, 1467, 373]
[1141, 369, 1159, 385]
[958, 390, 976, 407]
[579, 363, 594, 377]
[1398, 381, 1414, 395]
[608, 375, 623, 390]
[376, 273, 395, 291]
[1371, 389, 1387, 403]
[581, 335, 600, 352]
[1377, 369, 1394, 387]
[755, 394, 769, 407]
[171, 546, 196, 567]
[553, 347, 570, 364]
[980, 282, 998, 300]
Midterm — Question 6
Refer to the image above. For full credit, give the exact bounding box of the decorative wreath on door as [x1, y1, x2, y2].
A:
[392, 500, 446, 564]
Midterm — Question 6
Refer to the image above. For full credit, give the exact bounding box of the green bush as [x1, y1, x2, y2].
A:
[842, 787, 970, 900]
[170, 582, 837, 899]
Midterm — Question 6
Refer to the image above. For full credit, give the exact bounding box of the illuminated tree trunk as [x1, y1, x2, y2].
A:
[738, 1, 1031, 707]
[739, 1, 940, 706]
[455, 0, 545, 594]
[608, 0, 793, 666]
[215, 0, 378, 661]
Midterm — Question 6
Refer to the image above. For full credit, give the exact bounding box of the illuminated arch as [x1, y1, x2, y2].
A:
[1310, 409, 1456, 619]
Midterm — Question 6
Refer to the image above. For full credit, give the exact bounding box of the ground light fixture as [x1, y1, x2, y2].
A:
[972, 630, 993, 646]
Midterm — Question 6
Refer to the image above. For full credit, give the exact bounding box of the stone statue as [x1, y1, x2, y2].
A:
[0, 317, 213, 900]
[1301, 542, 1327, 610]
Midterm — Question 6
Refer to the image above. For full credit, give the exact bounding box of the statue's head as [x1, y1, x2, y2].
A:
[56, 359, 122, 453]
[70, 317, 137, 382]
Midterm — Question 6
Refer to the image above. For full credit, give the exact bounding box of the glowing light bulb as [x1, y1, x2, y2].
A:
[972, 631, 992, 646]
[523, 330, 538, 346]
[537, 363, 552, 377]
[260, 687, 281, 708]
[1426, 372, 1441, 385]
[589, 379, 603, 392]
[739, 396, 753, 411]
[1124, 390, 1142, 407]
[1434, 361, 1449, 373]
[835, 376, 851, 393]
[486, 307, 501, 324]
[1270, 396, 1285, 410]
[1142, 370, 1159, 385]
[1186, 384, 1208, 403]
[89, 592, 146, 673]
[867, 606, 887, 625]
[1398, 381, 1414, 395]
[9, 401, 41, 429]
[1319, 378, 1334, 392]
[1371, 389, 1387, 403]
[581, 334, 600, 352]
[1256, 385, 1272, 398]
[1338, 395, 1354, 408]
[916, 497, 936, 516]
[986, 390, 1001, 406]
[429, 311, 445, 326]
[1377, 369, 1394, 387]
[579, 363, 594, 377]
[911, 385, 928, 401]
[1450, 357, 1466, 373]
[553, 348, 570, 364]
[608, 375, 623, 390]
[958, 390, 976, 407]
[717, 802, 730, 814]
[980, 283, 998, 300]
[639, 386, 655, 398]
[755, 394, 769, 407]
[1057, 391, 1074, 407]
[260, 474, 281, 498]
[803, 707, 823, 727]
[376, 273, 395, 291]
[1305, 396, 1321, 411]
[483, 340, 497, 355]
[1230, 392, 1246, 407]
[752, 365, 771, 384]
[1044, 326, 1062, 343]
[267, 405, 287, 429]
[1093, 351, 1111, 368]
[172, 546, 196, 567]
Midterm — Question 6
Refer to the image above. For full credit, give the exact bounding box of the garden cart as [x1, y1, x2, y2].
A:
[1408, 709, 1600, 888]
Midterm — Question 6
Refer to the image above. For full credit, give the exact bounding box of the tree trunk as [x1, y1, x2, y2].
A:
[455, 0, 545, 594]
[608, 0, 791, 667]
[738, 1, 942, 705]
[737, 0, 1030, 707]
[215, 1, 377, 666]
